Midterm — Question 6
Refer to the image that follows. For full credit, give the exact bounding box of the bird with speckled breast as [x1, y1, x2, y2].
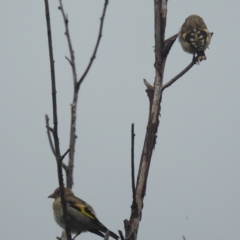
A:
[178, 15, 212, 62]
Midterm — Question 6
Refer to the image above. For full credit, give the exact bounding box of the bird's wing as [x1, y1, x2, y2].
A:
[72, 202, 97, 220]
[66, 197, 108, 230]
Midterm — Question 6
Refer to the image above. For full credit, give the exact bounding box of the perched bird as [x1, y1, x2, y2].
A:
[178, 15, 212, 62]
[48, 187, 119, 239]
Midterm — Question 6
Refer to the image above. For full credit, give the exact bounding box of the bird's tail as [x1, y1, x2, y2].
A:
[88, 229, 119, 239]
[197, 51, 206, 61]
[108, 230, 119, 239]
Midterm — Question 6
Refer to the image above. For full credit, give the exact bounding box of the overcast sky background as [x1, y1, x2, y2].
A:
[0, 0, 239, 240]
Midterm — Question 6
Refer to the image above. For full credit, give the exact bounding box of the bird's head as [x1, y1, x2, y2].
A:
[48, 187, 74, 199]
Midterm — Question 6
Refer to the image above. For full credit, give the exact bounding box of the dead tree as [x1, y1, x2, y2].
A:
[123, 1, 205, 240]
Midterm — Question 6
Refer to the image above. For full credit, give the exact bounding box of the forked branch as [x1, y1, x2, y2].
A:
[77, 0, 109, 89]
[162, 56, 197, 92]
[124, 1, 168, 239]
[57, 0, 109, 189]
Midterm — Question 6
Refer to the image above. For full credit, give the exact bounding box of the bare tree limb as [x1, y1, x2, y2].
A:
[60, 148, 70, 161]
[58, 0, 78, 189]
[161, 56, 197, 92]
[62, 163, 69, 184]
[131, 124, 136, 198]
[104, 231, 110, 240]
[77, 0, 109, 89]
[124, 2, 168, 240]
[44, 1, 72, 239]
[58, 0, 78, 85]
[46, 125, 54, 133]
[118, 230, 125, 240]
[58, 0, 109, 189]
[45, 114, 56, 156]
[163, 33, 178, 56]
[62, 162, 68, 171]
[143, 79, 154, 90]
[65, 56, 73, 66]
[131, 124, 137, 208]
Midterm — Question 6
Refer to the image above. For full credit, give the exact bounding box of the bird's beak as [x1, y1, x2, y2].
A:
[48, 193, 55, 198]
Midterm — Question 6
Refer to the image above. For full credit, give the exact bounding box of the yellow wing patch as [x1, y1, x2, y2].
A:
[74, 203, 96, 220]
[182, 33, 191, 46]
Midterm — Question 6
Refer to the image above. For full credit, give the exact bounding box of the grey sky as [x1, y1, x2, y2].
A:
[0, 0, 239, 240]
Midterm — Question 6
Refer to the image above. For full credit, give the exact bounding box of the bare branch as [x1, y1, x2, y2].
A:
[163, 33, 178, 56]
[124, 2, 168, 240]
[62, 162, 68, 171]
[59, 0, 110, 189]
[77, 0, 109, 89]
[131, 124, 136, 204]
[118, 230, 125, 240]
[161, 56, 197, 92]
[44, 1, 71, 239]
[65, 56, 72, 66]
[45, 114, 56, 156]
[46, 125, 54, 132]
[183, 236, 187, 240]
[131, 124, 136, 197]
[143, 79, 154, 90]
[104, 231, 110, 240]
[58, 0, 78, 189]
[60, 148, 70, 161]
[59, 0, 78, 85]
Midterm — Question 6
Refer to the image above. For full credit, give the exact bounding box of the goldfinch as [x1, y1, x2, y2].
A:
[48, 187, 119, 239]
[178, 15, 212, 62]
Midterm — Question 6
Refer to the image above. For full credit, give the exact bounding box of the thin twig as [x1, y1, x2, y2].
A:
[60, 148, 70, 161]
[163, 33, 178, 56]
[131, 124, 136, 201]
[118, 230, 125, 240]
[77, 0, 109, 89]
[59, 0, 78, 189]
[130, 124, 138, 220]
[59, 0, 78, 85]
[58, 0, 110, 189]
[143, 79, 154, 90]
[62, 163, 68, 171]
[46, 126, 54, 132]
[45, 114, 56, 156]
[164, 33, 178, 44]
[44, 1, 71, 240]
[183, 236, 186, 240]
[58, 0, 78, 189]
[161, 56, 197, 92]
[62, 163, 69, 184]
[104, 231, 110, 240]
[65, 56, 72, 66]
